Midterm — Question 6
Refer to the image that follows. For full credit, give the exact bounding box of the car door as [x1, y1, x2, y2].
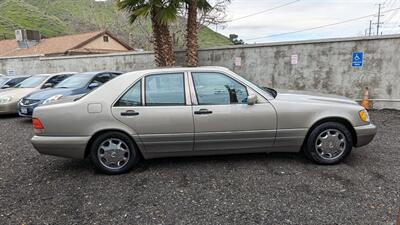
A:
[112, 72, 194, 153]
[190, 72, 277, 152]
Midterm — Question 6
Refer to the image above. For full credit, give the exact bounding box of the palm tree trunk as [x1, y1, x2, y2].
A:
[151, 8, 165, 67]
[160, 24, 176, 67]
[186, 0, 199, 67]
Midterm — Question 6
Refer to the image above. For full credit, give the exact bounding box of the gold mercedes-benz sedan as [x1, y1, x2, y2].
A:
[31, 67, 376, 174]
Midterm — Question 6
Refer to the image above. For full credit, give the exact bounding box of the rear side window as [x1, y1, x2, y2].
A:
[45, 75, 70, 86]
[92, 73, 113, 85]
[145, 73, 185, 106]
[115, 80, 142, 107]
[111, 73, 121, 78]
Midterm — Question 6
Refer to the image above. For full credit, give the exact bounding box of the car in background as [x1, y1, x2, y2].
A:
[0, 75, 31, 89]
[0, 72, 75, 115]
[18, 71, 122, 117]
[30, 67, 376, 174]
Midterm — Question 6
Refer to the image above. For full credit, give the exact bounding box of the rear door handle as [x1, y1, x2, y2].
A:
[121, 110, 139, 116]
[194, 109, 213, 115]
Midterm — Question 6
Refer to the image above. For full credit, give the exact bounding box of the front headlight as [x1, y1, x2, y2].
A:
[0, 96, 13, 104]
[358, 109, 370, 122]
[43, 94, 63, 105]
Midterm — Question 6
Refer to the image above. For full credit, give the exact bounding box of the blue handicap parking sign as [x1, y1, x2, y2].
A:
[352, 52, 364, 67]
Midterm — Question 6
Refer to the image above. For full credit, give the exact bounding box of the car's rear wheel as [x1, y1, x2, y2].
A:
[90, 132, 140, 175]
[304, 122, 353, 164]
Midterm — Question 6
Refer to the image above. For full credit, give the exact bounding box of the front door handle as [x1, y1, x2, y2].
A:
[121, 110, 139, 116]
[194, 109, 213, 115]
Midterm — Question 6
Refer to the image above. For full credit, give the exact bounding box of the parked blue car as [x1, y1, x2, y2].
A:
[18, 71, 122, 117]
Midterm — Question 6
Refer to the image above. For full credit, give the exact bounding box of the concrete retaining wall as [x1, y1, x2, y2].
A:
[1, 35, 399, 109]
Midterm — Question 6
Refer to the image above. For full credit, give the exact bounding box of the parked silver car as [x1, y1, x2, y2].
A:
[31, 67, 376, 174]
[0, 72, 75, 115]
[0, 75, 31, 89]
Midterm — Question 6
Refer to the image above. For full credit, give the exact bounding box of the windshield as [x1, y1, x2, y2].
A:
[55, 74, 93, 89]
[245, 79, 277, 98]
[15, 76, 48, 88]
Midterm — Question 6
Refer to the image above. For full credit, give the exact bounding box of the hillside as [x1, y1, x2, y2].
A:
[0, 0, 232, 49]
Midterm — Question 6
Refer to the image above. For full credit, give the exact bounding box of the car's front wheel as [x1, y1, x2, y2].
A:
[90, 132, 140, 175]
[304, 122, 353, 164]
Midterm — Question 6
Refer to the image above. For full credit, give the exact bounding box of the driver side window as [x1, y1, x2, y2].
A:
[192, 72, 248, 105]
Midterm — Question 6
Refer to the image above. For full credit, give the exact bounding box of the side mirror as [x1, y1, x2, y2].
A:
[2, 85, 10, 89]
[43, 83, 54, 89]
[88, 82, 100, 89]
[247, 94, 257, 105]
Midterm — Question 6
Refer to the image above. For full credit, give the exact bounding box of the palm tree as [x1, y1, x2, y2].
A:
[118, 0, 178, 67]
[184, 0, 211, 67]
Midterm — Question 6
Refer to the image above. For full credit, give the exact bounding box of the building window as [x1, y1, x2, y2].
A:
[103, 36, 109, 42]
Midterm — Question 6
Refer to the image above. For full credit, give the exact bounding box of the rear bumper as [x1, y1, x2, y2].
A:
[354, 123, 377, 147]
[31, 135, 90, 159]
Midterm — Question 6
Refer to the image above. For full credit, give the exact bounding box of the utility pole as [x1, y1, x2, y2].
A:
[369, 20, 372, 36]
[373, 3, 384, 35]
[377, 4, 382, 35]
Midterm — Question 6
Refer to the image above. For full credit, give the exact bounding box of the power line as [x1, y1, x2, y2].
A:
[245, 6, 400, 41]
[227, 0, 300, 23]
[388, 7, 400, 32]
[383, 0, 400, 26]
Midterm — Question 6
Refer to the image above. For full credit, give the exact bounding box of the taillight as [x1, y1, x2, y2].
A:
[32, 118, 44, 134]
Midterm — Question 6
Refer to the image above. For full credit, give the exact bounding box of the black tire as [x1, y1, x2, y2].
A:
[90, 132, 140, 175]
[303, 122, 353, 165]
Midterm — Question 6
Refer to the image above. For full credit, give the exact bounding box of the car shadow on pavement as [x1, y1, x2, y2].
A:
[20, 118, 32, 124]
[47, 152, 311, 175]
[135, 152, 311, 172]
[45, 158, 94, 174]
[0, 114, 19, 119]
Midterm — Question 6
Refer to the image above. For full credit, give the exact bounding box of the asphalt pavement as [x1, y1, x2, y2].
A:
[0, 110, 399, 225]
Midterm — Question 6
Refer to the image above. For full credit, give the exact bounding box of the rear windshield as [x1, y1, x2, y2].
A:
[15, 76, 48, 88]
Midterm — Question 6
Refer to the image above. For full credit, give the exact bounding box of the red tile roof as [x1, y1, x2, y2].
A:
[0, 39, 18, 56]
[0, 30, 132, 57]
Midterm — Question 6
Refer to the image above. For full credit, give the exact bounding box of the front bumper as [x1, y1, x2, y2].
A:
[354, 123, 377, 147]
[18, 102, 41, 117]
[18, 105, 35, 117]
[31, 135, 91, 159]
[0, 102, 18, 114]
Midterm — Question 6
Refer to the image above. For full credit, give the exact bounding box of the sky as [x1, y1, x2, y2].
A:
[215, 0, 400, 44]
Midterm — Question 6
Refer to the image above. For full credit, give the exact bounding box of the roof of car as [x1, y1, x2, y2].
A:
[50, 72, 78, 75]
[127, 66, 230, 74]
[31, 74, 51, 77]
[73, 71, 123, 75]
[2, 75, 31, 79]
